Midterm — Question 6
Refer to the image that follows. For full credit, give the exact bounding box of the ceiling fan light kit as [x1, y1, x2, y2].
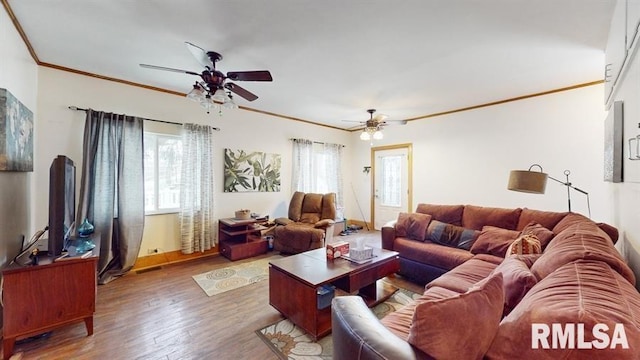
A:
[141, 42, 272, 115]
[359, 128, 383, 141]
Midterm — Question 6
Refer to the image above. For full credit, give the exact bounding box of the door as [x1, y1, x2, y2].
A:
[372, 144, 412, 230]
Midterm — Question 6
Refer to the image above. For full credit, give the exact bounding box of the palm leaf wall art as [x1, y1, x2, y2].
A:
[224, 148, 281, 192]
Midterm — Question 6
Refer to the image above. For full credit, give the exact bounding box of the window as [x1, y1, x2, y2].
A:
[380, 155, 402, 207]
[313, 150, 330, 194]
[144, 132, 182, 214]
[292, 139, 343, 208]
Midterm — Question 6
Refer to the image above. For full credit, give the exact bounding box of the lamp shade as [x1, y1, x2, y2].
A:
[186, 84, 205, 102]
[508, 170, 548, 194]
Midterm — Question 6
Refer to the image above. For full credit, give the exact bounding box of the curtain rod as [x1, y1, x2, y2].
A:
[289, 138, 345, 147]
[68, 106, 220, 131]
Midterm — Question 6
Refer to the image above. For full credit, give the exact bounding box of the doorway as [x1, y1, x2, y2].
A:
[371, 143, 412, 230]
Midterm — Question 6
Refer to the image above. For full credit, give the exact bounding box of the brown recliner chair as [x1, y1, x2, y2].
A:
[274, 192, 336, 254]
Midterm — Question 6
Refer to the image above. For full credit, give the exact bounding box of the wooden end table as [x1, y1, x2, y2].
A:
[218, 217, 269, 261]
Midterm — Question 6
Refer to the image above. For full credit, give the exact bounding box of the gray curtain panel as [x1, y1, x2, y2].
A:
[77, 109, 145, 284]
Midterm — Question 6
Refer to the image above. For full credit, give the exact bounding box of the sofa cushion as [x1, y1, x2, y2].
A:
[491, 256, 538, 315]
[381, 286, 458, 341]
[425, 220, 480, 250]
[470, 226, 520, 258]
[486, 260, 640, 360]
[516, 208, 568, 231]
[510, 253, 541, 268]
[274, 223, 325, 254]
[472, 253, 505, 265]
[551, 212, 590, 234]
[394, 237, 474, 271]
[462, 205, 522, 230]
[531, 221, 636, 285]
[597, 222, 619, 244]
[299, 193, 323, 223]
[415, 203, 465, 226]
[427, 257, 499, 293]
[506, 234, 542, 256]
[408, 272, 504, 360]
[396, 212, 432, 241]
[520, 222, 554, 249]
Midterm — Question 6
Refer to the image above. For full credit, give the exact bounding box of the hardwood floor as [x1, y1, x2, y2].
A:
[4, 230, 422, 360]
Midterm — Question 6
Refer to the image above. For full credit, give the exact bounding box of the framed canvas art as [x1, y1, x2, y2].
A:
[0, 88, 34, 172]
[223, 148, 281, 192]
[604, 100, 623, 183]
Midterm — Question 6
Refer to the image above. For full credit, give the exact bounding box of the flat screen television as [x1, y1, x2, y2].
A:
[48, 155, 76, 256]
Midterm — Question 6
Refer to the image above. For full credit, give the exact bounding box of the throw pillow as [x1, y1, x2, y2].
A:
[425, 220, 480, 250]
[470, 226, 520, 258]
[492, 256, 538, 315]
[520, 222, 554, 249]
[507, 234, 541, 256]
[408, 272, 504, 360]
[396, 212, 432, 241]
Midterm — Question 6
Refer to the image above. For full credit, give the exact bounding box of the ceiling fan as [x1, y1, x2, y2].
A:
[140, 42, 273, 113]
[344, 109, 407, 142]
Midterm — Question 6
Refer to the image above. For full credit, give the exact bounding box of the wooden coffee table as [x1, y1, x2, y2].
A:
[268, 247, 400, 339]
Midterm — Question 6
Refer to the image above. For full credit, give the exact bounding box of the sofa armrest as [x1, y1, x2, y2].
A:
[381, 220, 397, 251]
[314, 219, 336, 228]
[332, 296, 427, 360]
[274, 217, 293, 226]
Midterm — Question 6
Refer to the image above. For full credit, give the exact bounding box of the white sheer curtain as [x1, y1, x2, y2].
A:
[292, 138, 314, 193]
[322, 142, 344, 207]
[291, 138, 343, 208]
[179, 124, 215, 254]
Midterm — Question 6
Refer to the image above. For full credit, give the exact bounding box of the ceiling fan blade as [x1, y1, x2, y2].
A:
[342, 120, 365, 123]
[185, 42, 213, 69]
[227, 70, 273, 82]
[140, 64, 200, 76]
[225, 83, 258, 101]
[380, 120, 408, 126]
[374, 113, 389, 122]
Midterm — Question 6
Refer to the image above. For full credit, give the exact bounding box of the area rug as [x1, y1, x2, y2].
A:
[192, 255, 281, 296]
[256, 288, 421, 359]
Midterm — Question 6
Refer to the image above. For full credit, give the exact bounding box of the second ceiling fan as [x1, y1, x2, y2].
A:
[344, 109, 407, 142]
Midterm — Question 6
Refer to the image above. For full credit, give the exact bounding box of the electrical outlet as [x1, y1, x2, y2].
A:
[147, 248, 159, 254]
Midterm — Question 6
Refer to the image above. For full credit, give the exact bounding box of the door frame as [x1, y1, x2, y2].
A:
[370, 143, 413, 229]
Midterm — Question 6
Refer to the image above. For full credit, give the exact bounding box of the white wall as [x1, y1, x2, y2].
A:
[35, 68, 352, 256]
[0, 8, 38, 266]
[607, 39, 640, 284]
[347, 84, 611, 226]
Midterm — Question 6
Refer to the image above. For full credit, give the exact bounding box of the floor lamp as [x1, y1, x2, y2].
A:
[507, 164, 591, 218]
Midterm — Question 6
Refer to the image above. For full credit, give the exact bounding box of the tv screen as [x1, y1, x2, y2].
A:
[48, 155, 75, 256]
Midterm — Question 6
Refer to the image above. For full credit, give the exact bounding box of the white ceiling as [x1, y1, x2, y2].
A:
[6, 0, 614, 130]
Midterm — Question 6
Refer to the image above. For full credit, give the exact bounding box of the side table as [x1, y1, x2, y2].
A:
[218, 217, 269, 261]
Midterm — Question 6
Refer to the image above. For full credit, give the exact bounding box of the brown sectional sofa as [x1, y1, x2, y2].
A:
[332, 204, 640, 359]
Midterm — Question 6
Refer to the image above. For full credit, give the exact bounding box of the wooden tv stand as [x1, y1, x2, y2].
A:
[1, 252, 98, 360]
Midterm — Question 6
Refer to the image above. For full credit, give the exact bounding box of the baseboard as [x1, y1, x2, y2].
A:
[132, 246, 220, 272]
